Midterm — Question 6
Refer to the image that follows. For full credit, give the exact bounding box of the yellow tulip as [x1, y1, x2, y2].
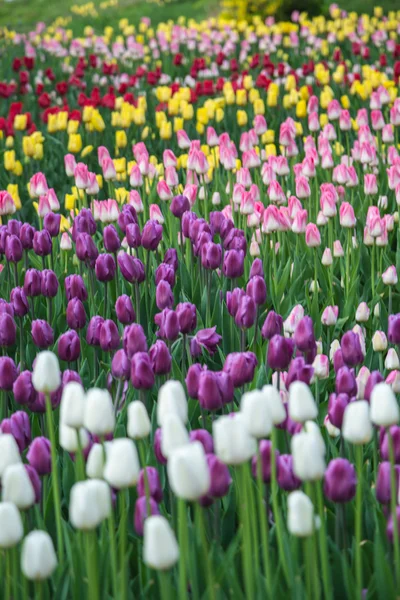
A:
[57, 112, 68, 131]
[7, 184, 21, 210]
[5, 136, 14, 149]
[33, 144, 43, 160]
[81, 145, 94, 158]
[91, 111, 105, 132]
[216, 108, 224, 122]
[116, 130, 127, 148]
[4, 150, 16, 171]
[68, 134, 82, 154]
[236, 89, 247, 106]
[265, 144, 277, 156]
[14, 114, 28, 131]
[22, 137, 35, 157]
[65, 195, 76, 212]
[237, 110, 248, 127]
[67, 120, 80, 134]
[141, 127, 149, 140]
[267, 94, 278, 108]
[160, 121, 172, 140]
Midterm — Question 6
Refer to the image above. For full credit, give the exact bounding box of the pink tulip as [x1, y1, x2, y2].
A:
[74, 163, 89, 190]
[128, 190, 144, 213]
[0, 191, 16, 216]
[305, 223, 321, 247]
[339, 202, 356, 228]
[130, 165, 143, 188]
[176, 130, 191, 150]
[150, 205, 164, 224]
[64, 154, 77, 177]
[157, 181, 173, 201]
[30, 172, 48, 197]
[364, 174, 378, 195]
[291, 209, 308, 234]
[321, 306, 338, 326]
[163, 149, 177, 168]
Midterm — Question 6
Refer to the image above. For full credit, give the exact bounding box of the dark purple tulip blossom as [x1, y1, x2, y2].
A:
[149, 340, 171, 376]
[235, 295, 257, 329]
[324, 458, 357, 503]
[43, 212, 61, 237]
[341, 331, 364, 367]
[131, 352, 155, 389]
[41, 269, 59, 298]
[58, 330, 81, 362]
[24, 269, 42, 297]
[27, 437, 51, 475]
[100, 320, 120, 352]
[115, 295, 135, 325]
[103, 224, 121, 253]
[0, 314, 16, 347]
[86, 316, 104, 346]
[189, 429, 214, 454]
[137, 467, 163, 503]
[31, 319, 54, 349]
[223, 352, 257, 387]
[13, 371, 37, 405]
[123, 324, 147, 358]
[0, 356, 18, 391]
[261, 311, 283, 340]
[0, 411, 31, 452]
[5, 235, 23, 262]
[65, 275, 88, 302]
[252, 440, 280, 483]
[223, 249, 244, 279]
[246, 275, 267, 306]
[277, 454, 302, 491]
[95, 254, 116, 282]
[141, 220, 163, 251]
[267, 335, 294, 371]
[388, 314, 400, 344]
[134, 497, 159, 536]
[111, 349, 131, 380]
[376, 462, 400, 504]
[226, 288, 246, 318]
[176, 302, 196, 334]
[171, 195, 190, 218]
[66, 298, 86, 330]
[33, 229, 52, 256]
[155, 309, 180, 341]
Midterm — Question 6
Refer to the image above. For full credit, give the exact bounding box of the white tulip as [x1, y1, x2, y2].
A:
[356, 366, 370, 400]
[157, 380, 188, 426]
[127, 401, 151, 439]
[167, 441, 210, 501]
[0, 502, 24, 548]
[32, 351, 61, 394]
[385, 348, 400, 370]
[70, 479, 111, 530]
[372, 331, 388, 352]
[21, 531, 57, 580]
[0, 434, 21, 477]
[370, 383, 400, 427]
[213, 413, 256, 465]
[303, 421, 326, 456]
[59, 425, 90, 453]
[60, 381, 86, 429]
[287, 491, 314, 537]
[291, 432, 325, 481]
[86, 443, 107, 479]
[240, 390, 272, 438]
[261, 385, 286, 425]
[329, 339, 341, 362]
[2, 464, 35, 510]
[288, 381, 318, 423]
[143, 516, 179, 570]
[161, 413, 189, 459]
[342, 401, 373, 445]
[83, 388, 115, 436]
[103, 438, 140, 489]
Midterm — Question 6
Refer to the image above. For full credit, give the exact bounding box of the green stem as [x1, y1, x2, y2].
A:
[237, 465, 254, 599]
[158, 570, 173, 600]
[256, 444, 272, 597]
[85, 530, 99, 600]
[371, 243, 376, 299]
[388, 430, 400, 591]
[271, 427, 290, 585]
[119, 491, 128, 600]
[108, 511, 118, 599]
[45, 392, 64, 562]
[34, 580, 44, 600]
[177, 498, 189, 600]
[195, 503, 216, 600]
[355, 444, 363, 600]
[316, 481, 332, 600]
[304, 537, 313, 600]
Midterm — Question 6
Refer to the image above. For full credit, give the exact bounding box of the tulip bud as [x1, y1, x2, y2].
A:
[370, 383, 400, 427]
[69, 479, 112, 530]
[2, 463, 35, 509]
[288, 381, 318, 423]
[137, 467, 163, 503]
[127, 401, 151, 440]
[143, 515, 179, 570]
[385, 349, 400, 371]
[26, 437, 51, 475]
[324, 458, 357, 503]
[261, 384, 286, 425]
[60, 381, 85, 429]
[213, 413, 256, 465]
[342, 401, 372, 445]
[240, 390, 272, 438]
[21, 531, 57, 580]
[167, 441, 210, 501]
[157, 380, 188, 426]
[32, 351, 61, 394]
[161, 413, 189, 459]
[86, 443, 106, 479]
[291, 432, 325, 481]
[355, 302, 370, 323]
[372, 331, 388, 352]
[0, 502, 24, 548]
[59, 425, 90, 453]
[287, 491, 314, 537]
[103, 438, 140, 489]
[83, 388, 115, 436]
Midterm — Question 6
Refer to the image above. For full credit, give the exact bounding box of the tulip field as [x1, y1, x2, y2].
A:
[2, 1, 400, 598]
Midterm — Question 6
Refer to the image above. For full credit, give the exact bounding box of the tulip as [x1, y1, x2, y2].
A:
[335, 366, 357, 397]
[60, 381, 85, 429]
[13, 371, 37, 405]
[167, 441, 210, 501]
[376, 462, 400, 504]
[2, 463, 35, 509]
[287, 491, 314, 537]
[138, 467, 163, 503]
[83, 388, 115, 436]
[21, 531, 57, 580]
[267, 335, 294, 370]
[0, 356, 17, 391]
[157, 381, 188, 426]
[213, 413, 256, 465]
[99, 320, 120, 352]
[328, 393, 350, 429]
[223, 352, 257, 387]
[386, 349, 400, 371]
[32, 351, 61, 393]
[142, 220, 163, 251]
[115, 295, 135, 325]
[143, 515, 179, 570]
[86, 316, 104, 346]
[189, 430, 214, 454]
[31, 319, 54, 349]
[103, 224, 120, 253]
[289, 381, 318, 423]
[191, 327, 222, 357]
[223, 249, 244, 278]
[291, 432, 325, 481]
[134, 497, 160, 536]
[324, 458, 357, 503]
[342, 401, 372, 444]
[261, 311, 283, 339]
[69, 479, 111, 530]
[43, 212, 61, 237]
[104, 438, 140, 489]
[27, 437, 51, 476]
[1, 411, 31, 452]
[241, 390, 272, 438]
[341, 331, 364, 367]
[66, 298, 86, 330]
[0, 502, 24, 548]
[371, 383, 400, 427]
[65, 275, 88, 302]
[24, 269, 42, 297]
[251, 440, 279, 483]
[10, 287, 29, 317]
[58, 330, 81, 363]
[294, 316, 315, 352]
[364, 371, 384, 401]
[95, 253, 116, 282]
[0, 313, 16, 347]
[155, 309, 180, 341]
[161, 414, 189, 459]
[131, 352, 155, 390]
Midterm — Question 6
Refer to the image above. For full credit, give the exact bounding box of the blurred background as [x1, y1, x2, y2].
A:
[0, 0, 399, 33]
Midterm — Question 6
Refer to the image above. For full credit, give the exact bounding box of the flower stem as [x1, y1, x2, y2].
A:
[45, 392, 64, 562]
[177, 498, 189, 600]
[237, 464, 254, 599]
[256, 445, 272, 597]
[388, 429, 400, 591]
[355, 444, 363, 600]
[85, 530, 99, 600]
[271, 427, 290, 585]
[194, 503, 216, 600]
[315, 481, 332, 600]
[119, 490, 128, 600]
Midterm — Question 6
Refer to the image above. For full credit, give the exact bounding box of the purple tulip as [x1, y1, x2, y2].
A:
[75, 232, 98, 265]
[103, 224, 121, 253]
[66, 298, 86, 330]
[215, 372, 234, 404]
[223, 352, 257, 387]
[182, 210, 197, 238]
[376, 462, 400, 504]
[206, 453, 232, 497]
[13, 371, 37, 405]
[137, 467, 163, 502]
[134, 496, 160, 536]
[163, 248, 178, 272]
[156, 280, 174, 310]
[171, 195, 190, 218]
[126, 223, 141, 248]
[341, 331, 364, 367]
[189, 429, 214, 454]
[25, 465, 41, 504]
[7, 220, 21, 237]
[31, 319, 54, 349]
[328, 393, 350, 429]
[185, 363, 205, 399]
[198, 371, 224, 411]
[24, 269, 42, 297]
[0, 226, 8, 254]
[267, 335, 294, 371]
[86, 316, 104, 346]
[176, 302, 197, 334]
[252, 440, 279, 483]
[0, 411, 31, 452]
[20, 223, 35, 249]
[0, 313, 16, 347]
[277, 454, 302, 491]
[189, 218, 210, 245]
[335, 366, 357, 396]
[0, 357, 17, 391]
[100, 320, 120, 352]
[43, 212, 61, 237]
[246, 276, 267, 306]
[333, 349, 345, 373]
[209, 211, 226, 236]
[286, 356, 314, 388]
[261, 311, 283, 340]
[118, 252, 145, 283]
[123, 324, 147, 358]
[65, 275, 87, 302]
[72, 208, 96, 241]
[58, 330, 81, 362]
[27, 437, 51, 475]
[380, 426, 400, 463]
[364, 371, 384, 402]
[95, 253, 116, 282]
[33, 229, 52, 256]
[388, 314, 400, 345]
[324, 458, 357, 503]
[115, 295, 135, 325]
[220, 218, 234, 241]
[294, 316, 315, 352]
[5, 235, 23, 262]
[201, 242, 222, 270]
[155, 263, 175, 287]
[62, 370, 82, 385]
[235, 295, 257, 329]
[190, 327, 222, 357]
[141, 220, 163, 251]
[223, 249, 244, 279]
[249, 258, 264, 279]
[111, 349, 131, 380]
[0, 299, 14, 317]
[41, 269, 59, 298]
[154, 428, 167, 465]
[149, 340, 172, 376]
[226, 288, 246, 318]
[387, 507, 400, 543]
[131, 352, 154, 389]
[118, 205, 137, 233]
[155, 309, 180, 341]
